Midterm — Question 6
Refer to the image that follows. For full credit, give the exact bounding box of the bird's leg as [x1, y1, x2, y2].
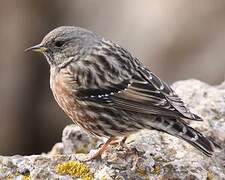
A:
[120, 136, 127, 146]
[109, 136, 127, 147]
[85, 137, 116, 161]
[97, 136, 127, 148]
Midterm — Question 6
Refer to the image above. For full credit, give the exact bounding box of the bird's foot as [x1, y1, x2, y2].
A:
[83, 137, 116, 162]
[83, 136, 128, 162]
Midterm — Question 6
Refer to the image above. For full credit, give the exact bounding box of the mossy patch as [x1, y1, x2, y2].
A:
[55, 160, 93, 180]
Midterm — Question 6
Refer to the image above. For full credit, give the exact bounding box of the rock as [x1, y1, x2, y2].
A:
[0, 79, 225, 180]
[61, 124, 102, 155]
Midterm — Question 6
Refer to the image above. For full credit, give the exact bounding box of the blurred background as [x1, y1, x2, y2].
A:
[0, 0, 225, 155]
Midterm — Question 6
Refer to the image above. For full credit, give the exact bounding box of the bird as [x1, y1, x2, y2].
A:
[26, 26, 217, 159]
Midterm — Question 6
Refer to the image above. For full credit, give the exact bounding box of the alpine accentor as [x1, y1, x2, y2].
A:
[26, 26, 217, 159]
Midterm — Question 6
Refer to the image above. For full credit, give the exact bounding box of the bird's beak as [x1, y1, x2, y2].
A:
[25, 44, 48, 53]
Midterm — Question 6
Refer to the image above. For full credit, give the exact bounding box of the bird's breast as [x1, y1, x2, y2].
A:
[49, 68, 98, 132]
[50, 70, 78, 119]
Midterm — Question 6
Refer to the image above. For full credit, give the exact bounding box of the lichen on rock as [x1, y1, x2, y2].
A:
[0, 79, 225, 179]
[55, 160, 93, 180]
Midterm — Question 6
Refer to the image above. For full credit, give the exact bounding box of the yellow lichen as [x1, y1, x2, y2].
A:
[136, 166, 150, 180]
[6, 172, 30, 180]
[136, 167, 146, 177]
[23, 175, 30, 180]
[207, 170, 213, 180]
[153, 164, 161, 175]
[55, 160, 93, 180]
[100, 175, 107, 180]
[6, 174, 30, 180]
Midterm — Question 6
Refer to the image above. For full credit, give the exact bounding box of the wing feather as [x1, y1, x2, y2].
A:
[74, 42, 201, 121]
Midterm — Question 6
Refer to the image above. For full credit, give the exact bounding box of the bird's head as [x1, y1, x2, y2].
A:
[26, 26, 99, 67]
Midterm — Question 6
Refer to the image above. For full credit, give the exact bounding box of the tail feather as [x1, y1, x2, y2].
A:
[178, 126, 214, 156]
[153, 116, 215, 157]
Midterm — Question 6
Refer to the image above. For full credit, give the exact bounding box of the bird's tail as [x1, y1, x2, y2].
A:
[152, 116, 215, 156]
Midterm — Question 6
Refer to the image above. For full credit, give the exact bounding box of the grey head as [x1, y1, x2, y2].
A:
[26, 26, 100, 67]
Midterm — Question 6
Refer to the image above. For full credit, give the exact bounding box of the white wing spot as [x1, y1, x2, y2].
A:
[160, 85, 164, 90]
[190, 133, 198, 142]
[182, 127, 187, 134]
[170, 92, 175, 96]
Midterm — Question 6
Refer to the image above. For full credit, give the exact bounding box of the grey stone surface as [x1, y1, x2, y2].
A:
[0, 79, 224, 180]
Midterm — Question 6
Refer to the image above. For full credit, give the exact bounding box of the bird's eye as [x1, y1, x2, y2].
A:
[55, 40, 65, 47]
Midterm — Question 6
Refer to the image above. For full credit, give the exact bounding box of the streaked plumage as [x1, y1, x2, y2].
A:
[28, 26, 217, 158]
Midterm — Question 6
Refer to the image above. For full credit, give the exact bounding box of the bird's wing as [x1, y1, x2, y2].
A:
[111, 66, 202, 120]
[75, 42, 201, 121]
